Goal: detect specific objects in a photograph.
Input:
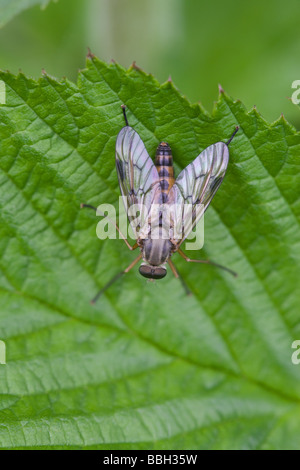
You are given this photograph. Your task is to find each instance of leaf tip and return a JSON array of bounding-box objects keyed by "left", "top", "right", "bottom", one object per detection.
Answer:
[
  {"left": 279, "top": 113, "right": 288, "bottom": 124},
  {"left": 131, "top": 61, "right": 141, "bottom": 71},
  {"left": 167, "top": 75, "right": 172, "bottom": 83},
  {"left": 218, "top": 83, "right": 225, "bottom": 94},
  {"left": 86, "top": 47, "right": 95, "bottom": 59},
  {"left": 251, "top": 104, "right": 261, "bottom": 118}
]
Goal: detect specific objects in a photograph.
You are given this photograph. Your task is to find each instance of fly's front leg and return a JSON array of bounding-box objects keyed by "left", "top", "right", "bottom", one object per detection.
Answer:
[
  {"left": 168, "top": 259, "right": 192, "bottom": 296},
  {"left": 80, "top": 203, "right": 138, "bottom": 251},
  {"left": 177, "top": 248, "right": 237, "bottom": 277},
  {"left": 91, "top": 254, "right": 142, "bottom": 304}
]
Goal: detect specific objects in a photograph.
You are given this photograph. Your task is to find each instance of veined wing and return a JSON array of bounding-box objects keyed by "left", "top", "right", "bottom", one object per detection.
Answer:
[
  {"left": 115, "top": 126, "right": 161, "bottom": 238},
  {"left": 169, "top": 142, "right": 229, "bottom": 243}
]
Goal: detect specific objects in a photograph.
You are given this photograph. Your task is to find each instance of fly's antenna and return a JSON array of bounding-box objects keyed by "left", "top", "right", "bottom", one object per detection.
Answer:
[
  {"left": 226, "top": 126, "right": 239, "bottom": 146},
  {"left": 121, "top": 104, "right": 129, "bottom": 126}
]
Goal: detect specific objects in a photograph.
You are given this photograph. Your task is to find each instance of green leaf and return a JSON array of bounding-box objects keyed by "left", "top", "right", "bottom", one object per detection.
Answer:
[
  {"left": 0, "top": 56, "right": 299, "bottom": 450},
  {"left": 0, "top": 0, "right": 52, "bottom": 28}
]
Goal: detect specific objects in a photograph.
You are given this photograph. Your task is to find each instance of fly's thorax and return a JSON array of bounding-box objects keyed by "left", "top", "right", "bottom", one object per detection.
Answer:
[
  {"left": 141, "top": 238, "right": 172, "bottom": 266},
  {"left": 155, "top": 141, "right": 175, "bottom": 203}
]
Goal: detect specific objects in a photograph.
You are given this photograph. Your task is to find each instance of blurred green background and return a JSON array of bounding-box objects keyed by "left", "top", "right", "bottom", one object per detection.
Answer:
[{"left": 0, "top": 0, "right": 299, "bottom": 127}]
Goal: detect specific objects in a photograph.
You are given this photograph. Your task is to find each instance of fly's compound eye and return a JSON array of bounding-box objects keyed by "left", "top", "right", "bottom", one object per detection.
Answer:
[{"left": 139, "top": 264, "right": 167, "bottom": 280}]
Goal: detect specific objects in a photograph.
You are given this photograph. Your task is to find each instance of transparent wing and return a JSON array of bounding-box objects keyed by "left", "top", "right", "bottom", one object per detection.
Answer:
[
  {"left": 115, "top": 126, "right": 161, "bottom": 238},
  {"left": 169, "top": 142, "right": 229, "bottom": 243}
]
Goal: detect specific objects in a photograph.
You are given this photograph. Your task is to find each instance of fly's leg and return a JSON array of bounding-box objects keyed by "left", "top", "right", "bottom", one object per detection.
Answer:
[
  {"left": 177, "top": 248, "right": 237, "bottom": 277},
  {"left": 168, "top": 259, "right": 192, "bottom": 295},
  {"left": 91, "top": 254, "right": 142, "bottom": 304},
  {"left": 121, "top": 104, "right": 129, "bottom": 126},
  {"left": 81, "top": 202, "right": 140, "bottom": 302},
  {"left": 226, "top": 126, "right": 239, "bottom": 146},
  {"left": 80, "top": 203, "right": 138, "bottom": 251}
]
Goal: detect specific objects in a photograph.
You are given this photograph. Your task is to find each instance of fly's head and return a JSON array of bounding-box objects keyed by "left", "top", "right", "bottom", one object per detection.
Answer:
[{"left": 139, "top": 263, "right": 167, "bottom": 280}]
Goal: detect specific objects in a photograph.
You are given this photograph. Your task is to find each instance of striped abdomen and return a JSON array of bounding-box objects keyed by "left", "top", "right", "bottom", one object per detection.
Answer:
[{"left": 155, "top": 142, "right": 175, "bottom": 203}]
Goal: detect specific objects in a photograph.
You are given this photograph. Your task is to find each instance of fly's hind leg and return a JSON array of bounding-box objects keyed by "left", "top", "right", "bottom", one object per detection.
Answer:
[
  {"left": 121, "top": 104, "right": 129, "bottom": 126},
  {"left": 226, "top": 126, "right": 239, "bottom": 146}
]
